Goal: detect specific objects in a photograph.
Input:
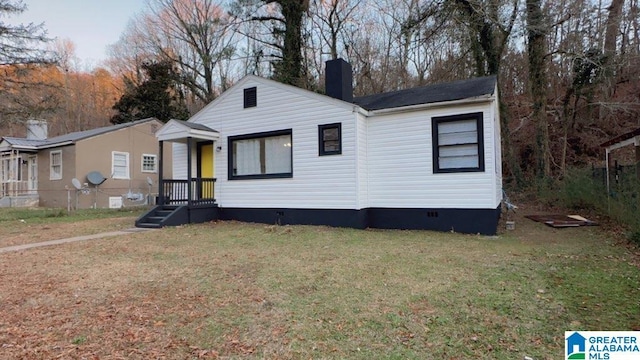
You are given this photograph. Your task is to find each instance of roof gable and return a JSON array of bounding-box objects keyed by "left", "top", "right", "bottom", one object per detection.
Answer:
[
  {"left": 156, "top": 119, "right": 219, "bottom": 142},
  {"left": 189, "top": 75, "right": 357, "bottom": 124}
]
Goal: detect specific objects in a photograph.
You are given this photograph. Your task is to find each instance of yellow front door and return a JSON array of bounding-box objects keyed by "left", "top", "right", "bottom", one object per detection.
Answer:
[{"left": 200, "top": 144, "right": 214, "bottom": 198}]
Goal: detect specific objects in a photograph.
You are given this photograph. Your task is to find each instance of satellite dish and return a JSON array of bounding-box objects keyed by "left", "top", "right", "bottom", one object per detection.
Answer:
[
  {"left": 86, "top": 171, "right": 107, "bottom": 185},
  {"left": 71, "top": 178, "right": 82, "bottom": 190},
  {"left": 146, "top": 176, "right": 154, "bottom": 186}
]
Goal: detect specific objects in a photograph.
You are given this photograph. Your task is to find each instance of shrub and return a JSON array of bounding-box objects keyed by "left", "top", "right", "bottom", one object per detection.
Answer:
[{"left": 542, "top": 167, "right": 640, "bottom": 245}]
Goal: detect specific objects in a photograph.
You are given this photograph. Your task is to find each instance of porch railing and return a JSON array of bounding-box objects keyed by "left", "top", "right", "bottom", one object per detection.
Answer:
[
  {"left": 1, "top": 181, "right": 32, "bottom": 197},
  {"left": 160, "top": 178, "right": 216, "bottom": 206}
]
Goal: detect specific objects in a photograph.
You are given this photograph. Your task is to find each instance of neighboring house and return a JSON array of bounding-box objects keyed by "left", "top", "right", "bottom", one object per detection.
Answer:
[
  {"left": 141, "top": 59, "right": 502, "bottom": 234},
  {"left": 0, "top": 118, "right": 171, "bottom": 208}
]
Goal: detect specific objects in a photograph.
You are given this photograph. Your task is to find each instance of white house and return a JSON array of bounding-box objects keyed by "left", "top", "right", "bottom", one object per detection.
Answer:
[{"left": 138, "top": 59, "right": 502, "bottom": 235}]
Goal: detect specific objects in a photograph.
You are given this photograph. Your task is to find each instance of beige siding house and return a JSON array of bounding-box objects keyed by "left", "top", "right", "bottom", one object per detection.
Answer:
[{"left": 0, "top": 118, "right": 171, "bottom": 208}]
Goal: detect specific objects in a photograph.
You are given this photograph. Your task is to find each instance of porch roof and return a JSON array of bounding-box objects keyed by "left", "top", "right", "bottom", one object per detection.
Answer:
[
  {"left": 156, "top": 119, "right": 220, "bottom": 143},
  {"left": 600, "top": 127, "right": 640, "bottom": 152},
  {"left": 0, "top": 137, "right": 45, "bottom": 152}
]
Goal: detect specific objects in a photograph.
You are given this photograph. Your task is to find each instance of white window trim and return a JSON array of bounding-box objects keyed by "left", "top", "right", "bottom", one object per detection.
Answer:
[
  {"left": 50, "top": 150, "right": 62, "bottom": 180},
  {"left": 112, "top": 151, "right": 130, "bottom": 180},
  {"left": 141, "top": 154, "right": 157, "bottom": 173}
]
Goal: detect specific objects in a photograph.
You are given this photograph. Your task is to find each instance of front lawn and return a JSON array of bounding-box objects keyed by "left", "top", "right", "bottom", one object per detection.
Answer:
[
  {"left": 0, "top": 207, "right": 145, "bottom": 247},
  {"left": 0, "top": 213, "right": 638, "bottom": 359}
]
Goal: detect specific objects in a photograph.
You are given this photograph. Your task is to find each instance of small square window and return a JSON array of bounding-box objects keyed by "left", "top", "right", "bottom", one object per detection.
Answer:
[
  {"left": 244, "top": 87, "right": 257, "bottom": 108},
  {"left": 142, "top": 154, "right": 157, "bottom": 173},
  {"left": 318, "top": 123, "right": 342, "bottom": 156}
]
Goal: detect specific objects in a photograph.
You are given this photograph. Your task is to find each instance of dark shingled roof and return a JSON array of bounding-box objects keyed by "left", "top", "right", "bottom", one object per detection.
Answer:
[{"left": 352, "top": 75, "right": 497, "bottom": 111}]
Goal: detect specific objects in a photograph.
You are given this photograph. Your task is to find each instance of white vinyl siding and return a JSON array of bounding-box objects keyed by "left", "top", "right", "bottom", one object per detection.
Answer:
[
  {"left": 355, "top": 114, "right": 368, "bottom": 209},
  {"left": 176, "top": 76, "right": 501, "bottom": 211},
  {"left": 112, "top": 151, "right": 130, "bottom": 179},
  {"left": 50, "top": 150, "right": 62, "bottom": 180},
  {"left": 187, "top": 77, "right": 358, "bottom": 209},
  {"left": 366, "top": 103, "right": 498, "bottom": 209},
  {"left": 141, "top": 154, "right": 157, "bottom": 173}
]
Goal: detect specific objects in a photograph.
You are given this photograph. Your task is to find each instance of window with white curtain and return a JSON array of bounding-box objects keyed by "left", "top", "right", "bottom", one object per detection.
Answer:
[
  {"left": 112, "top": 151, "right": 130, "bottom": 179},
  {"left": 432, "top": 112, "right": 484, "bottom": 173},
  {"left": 229, "top": 130, "right": 292, "bottom": 179}
]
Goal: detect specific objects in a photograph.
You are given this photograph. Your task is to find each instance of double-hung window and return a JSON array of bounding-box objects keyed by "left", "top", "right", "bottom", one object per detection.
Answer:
[
  {"left": 112, "top": 151, "right": 130, "bottom": 179},
  {"left": 228, "top": 129, "right": 292, "bottom": 180},
  {"left": 50, "top": 150, "right": 62, "bottom": 180},
  {"left": 432, "top": 112, "right": 484, "bottom": 173},
  {"left": 318, "top": 123, "right": 342, "bottom": 156}
]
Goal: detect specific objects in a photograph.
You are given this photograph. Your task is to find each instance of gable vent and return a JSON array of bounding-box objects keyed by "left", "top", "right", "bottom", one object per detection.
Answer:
[{"left": 244, "top": 87, "right": 257, "bottom": 108}]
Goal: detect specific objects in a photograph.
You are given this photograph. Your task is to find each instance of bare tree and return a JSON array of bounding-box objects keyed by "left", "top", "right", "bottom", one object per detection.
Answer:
[
  {"left": 144, "top": 0, "right": 238, "bottom": 103},
  {"left": 106, "top": 0, "right": 237, "bottom": 110}
]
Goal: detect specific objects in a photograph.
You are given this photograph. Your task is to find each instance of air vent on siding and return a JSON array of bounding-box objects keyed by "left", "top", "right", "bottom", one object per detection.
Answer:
[{"left": 244, "top": 87, "right": 257, "bottom": 108}]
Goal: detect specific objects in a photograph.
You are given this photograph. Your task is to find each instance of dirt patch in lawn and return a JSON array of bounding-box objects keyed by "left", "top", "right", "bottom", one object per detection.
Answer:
[{"left": 0, "top": 216, "right": 137, "bottom": 248}]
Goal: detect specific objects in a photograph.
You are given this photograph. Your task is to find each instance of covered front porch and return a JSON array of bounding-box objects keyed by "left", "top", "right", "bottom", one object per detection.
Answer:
[
  {"left": 136, "top": 120, "right": 220, "bottom": 228},
  {"left": 0, "top": 145, "right": 39, "bottom": 207}
]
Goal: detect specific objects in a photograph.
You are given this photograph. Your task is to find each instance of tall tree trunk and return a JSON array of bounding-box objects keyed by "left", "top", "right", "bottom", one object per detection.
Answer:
[
  {"left": 600, "top": 0, "right": 624, "bottom": 119},
  {"left": 526, "top": 0, "right": 550, "bottom": 179},
  {"left": 271, "top": 0, "right": 308, "bottom": 87}
]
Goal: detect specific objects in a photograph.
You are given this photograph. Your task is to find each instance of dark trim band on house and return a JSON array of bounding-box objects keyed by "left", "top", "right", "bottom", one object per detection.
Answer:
[
  {"left": 228, "top": 129, "right": 293, "bottom": 180},
  {"left": 217, "top": 206, "right": 501, "bottom": 235},
  {"left": 318, "top": 123, "right": 342, "bottom": 156},
  {"left": 432, "top": 112, "right": 484, "bottom": 173}
]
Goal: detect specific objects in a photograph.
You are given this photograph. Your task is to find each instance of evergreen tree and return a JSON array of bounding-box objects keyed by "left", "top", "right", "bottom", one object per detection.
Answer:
[
  {"left": 0, "top": 0, "right": 52, "bottom": 65},
  {"left": 110, "top": 60, "right": 189, "bottom": 124}
]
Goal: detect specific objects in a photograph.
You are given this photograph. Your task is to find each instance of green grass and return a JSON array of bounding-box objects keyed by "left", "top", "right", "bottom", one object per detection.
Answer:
[
  {"left": 2, "top": 220, "right": 638, "bottom": 359},
  {"left": 0, "top": 206, "right": 146, "bottom": 224},
  {"left": 538, "top": 167, "right": 640, "bottom": 244}
]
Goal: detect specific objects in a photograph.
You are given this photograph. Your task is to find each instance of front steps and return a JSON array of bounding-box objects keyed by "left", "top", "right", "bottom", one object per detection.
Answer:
[
  {"left": 135, "top": 203, "right": 219, "bottom": 228},
  {"left": 135, "top": 205, "right": 187, "bottom": 228}
]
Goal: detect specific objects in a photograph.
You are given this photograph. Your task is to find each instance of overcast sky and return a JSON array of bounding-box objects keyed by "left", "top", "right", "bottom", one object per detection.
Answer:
[{"left": 10, "top": 0, "right": 147, "bottom": 68}]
